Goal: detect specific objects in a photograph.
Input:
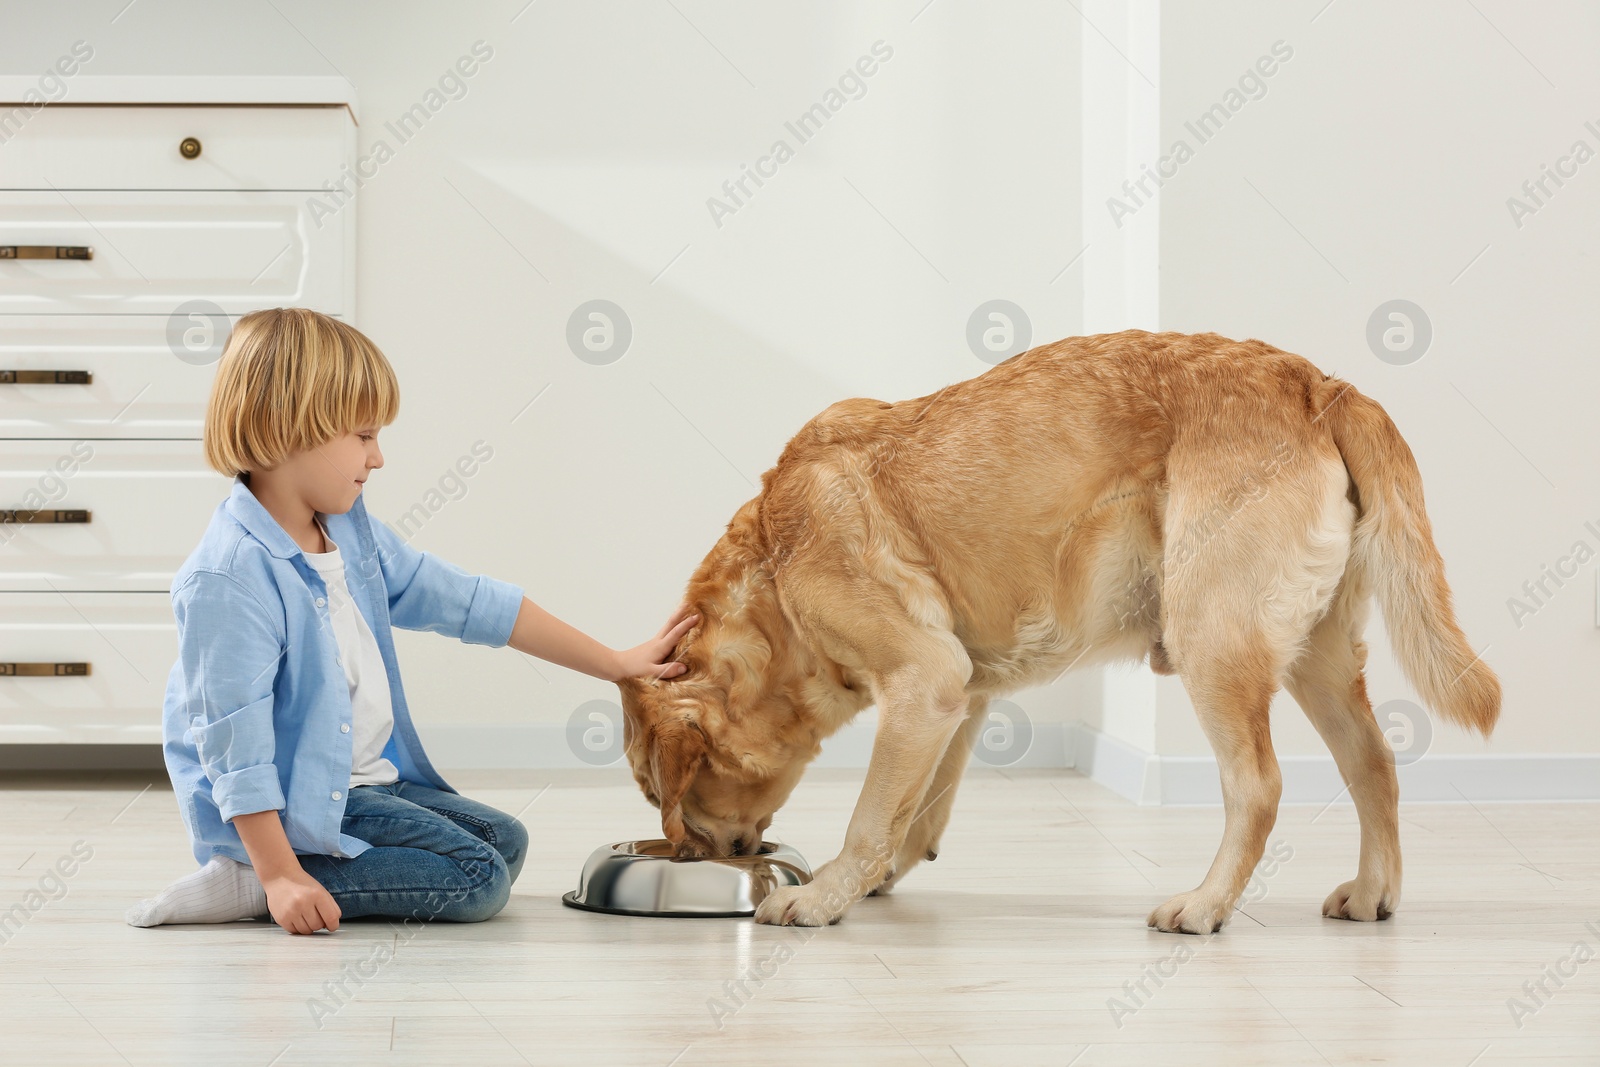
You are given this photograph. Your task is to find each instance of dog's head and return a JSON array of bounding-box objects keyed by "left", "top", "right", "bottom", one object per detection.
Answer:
[{"left": 618, "top": 613, "right": 820, "bottom": 858}]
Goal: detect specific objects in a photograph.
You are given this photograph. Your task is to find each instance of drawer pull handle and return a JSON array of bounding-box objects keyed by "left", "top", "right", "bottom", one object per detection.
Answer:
[
  {"left": 0, "top": 662, "right": 91, "bottom": 677},
  {"left": 0, "top": 370, "right": 93, "bottom": 385},
  {"left": 0, "top": 246, "right": 94, "bottom": 260},
  {"left": 0, "top": 509, "right": 91, "bottom": 524}
]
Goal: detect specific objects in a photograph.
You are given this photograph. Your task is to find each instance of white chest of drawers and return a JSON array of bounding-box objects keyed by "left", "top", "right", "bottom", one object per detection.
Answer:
[{"left": 0, "top": 76, "right": 357, "bottom": 744}]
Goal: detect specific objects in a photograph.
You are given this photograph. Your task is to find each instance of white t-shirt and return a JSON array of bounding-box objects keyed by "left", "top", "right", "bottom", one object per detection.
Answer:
[{"left": 303, "top": 521, "right": 400, "bottom": 788}]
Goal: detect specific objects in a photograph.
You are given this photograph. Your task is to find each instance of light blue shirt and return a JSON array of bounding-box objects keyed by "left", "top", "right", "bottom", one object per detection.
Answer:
[{"left": 162, "top": 476, "right": 524, "bottom": 866}]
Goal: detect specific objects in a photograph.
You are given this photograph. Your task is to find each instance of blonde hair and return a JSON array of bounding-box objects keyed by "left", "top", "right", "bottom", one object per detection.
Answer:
[{"left": 203, "top": 308, "right": 400, "bottom": 477}]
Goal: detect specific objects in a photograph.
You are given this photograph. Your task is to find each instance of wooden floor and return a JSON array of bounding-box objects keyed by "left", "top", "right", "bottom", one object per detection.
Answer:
[{"left": 2, "top": 766, "right": 1596, "bottom": 1066}]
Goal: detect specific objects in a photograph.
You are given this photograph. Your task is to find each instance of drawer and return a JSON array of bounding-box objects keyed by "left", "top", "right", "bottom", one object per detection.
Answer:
[
  {"left": 0, "top": 440, "right": 231, "bottom": 592},
  {"left": 0, "top": 191, "right": 347, "bottom": 315},
  {"left": 0, "top": 592, "right": 172, "bottom": 742},
  {"left": 0, "top": 105, "right": 352, "bottom": 191},
  {"left": 0, "top": 315, "right": 220, "bottom": 439}
]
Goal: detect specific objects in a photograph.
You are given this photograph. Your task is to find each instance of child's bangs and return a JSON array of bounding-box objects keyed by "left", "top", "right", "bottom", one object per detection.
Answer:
[{"left": 298, "top": 318, "right": 401, "bottom": 446}]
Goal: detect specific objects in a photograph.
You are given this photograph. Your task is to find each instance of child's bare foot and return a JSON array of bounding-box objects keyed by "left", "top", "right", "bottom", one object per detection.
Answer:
[{"left": 126, "top": 856, "right": 269, "bottom": 927}]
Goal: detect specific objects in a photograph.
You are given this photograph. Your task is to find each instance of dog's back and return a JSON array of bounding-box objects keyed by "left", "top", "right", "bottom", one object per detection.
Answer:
[{"left": 761, "top": 331, "right": 1344, "bottom": 686}]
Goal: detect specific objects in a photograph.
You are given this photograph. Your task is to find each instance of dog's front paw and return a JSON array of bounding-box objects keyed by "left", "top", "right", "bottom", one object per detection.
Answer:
[
  {"left": 1322, "top": 878, "right": 1396, "bottom": 922},
  {"left": 754, "top": 884, "right": 845, "bottom": 927},
  {"left": 1148, "top": 890, "right": 1230, "bottom": 935}
]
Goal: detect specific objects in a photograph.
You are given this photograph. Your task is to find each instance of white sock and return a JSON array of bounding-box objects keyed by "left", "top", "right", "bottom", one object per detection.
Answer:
[{"left": 126, "top": 856, "right": 269, "bottom": 927}]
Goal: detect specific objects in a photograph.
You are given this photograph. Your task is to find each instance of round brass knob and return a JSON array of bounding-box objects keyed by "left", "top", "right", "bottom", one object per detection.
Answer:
[{"left": 179, "top": 137, "right": 202, "bottom": 160}]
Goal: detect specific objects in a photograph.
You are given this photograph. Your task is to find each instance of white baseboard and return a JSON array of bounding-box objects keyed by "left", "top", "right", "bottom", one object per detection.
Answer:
[
  {"left": 422, "top": 722, "right": 1600, "bottom": 804},
  {"left": 1153, "top": 752, "right": 1600, "bottom": 804},
  {"left": 1065, "top": 721, "right": 1600, "bottom": 805},
  {"left": 1062, "top": 720, "right": 1162, "bottom": 804}
]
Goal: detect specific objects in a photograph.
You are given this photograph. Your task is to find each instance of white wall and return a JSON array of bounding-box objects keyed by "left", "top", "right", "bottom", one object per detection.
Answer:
[{"left": 1149, "top": 0, "right": 1600, "bottom": 761}]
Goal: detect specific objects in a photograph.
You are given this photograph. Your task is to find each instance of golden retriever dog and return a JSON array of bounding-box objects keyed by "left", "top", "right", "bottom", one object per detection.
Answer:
[{"left": 618, "top": 329, "right": 1500, "bottom": 932}]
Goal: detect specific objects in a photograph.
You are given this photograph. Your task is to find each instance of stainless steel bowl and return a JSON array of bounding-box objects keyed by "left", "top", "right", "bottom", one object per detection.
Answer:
[{"left": 562, "top": 839, "right": 812, "bottom": 918}]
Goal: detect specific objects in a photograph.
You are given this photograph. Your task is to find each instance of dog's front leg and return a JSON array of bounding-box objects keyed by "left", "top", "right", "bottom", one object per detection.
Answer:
[{"left": 755, "top": 668, "right": 969, "bottom": 927}]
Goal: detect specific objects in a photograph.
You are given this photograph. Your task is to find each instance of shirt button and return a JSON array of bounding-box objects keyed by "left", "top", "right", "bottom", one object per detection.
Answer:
[
  {"left": 331, "top": 790, "right": 342, "bottom": 800},
  {"left": 340, "top": 723, "right": 351, "bottom": 733},
  {"left": 315, "top": 597, "right": 327, "bottom": 607}
]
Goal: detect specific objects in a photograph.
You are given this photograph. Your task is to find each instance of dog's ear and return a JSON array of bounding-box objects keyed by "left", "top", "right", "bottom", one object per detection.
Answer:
[
  {"left": 617, "top": 676, "right": 652, "bottom": 768},
  {"left": 649, "top": 717, "right": 708, "bottom": 844}
]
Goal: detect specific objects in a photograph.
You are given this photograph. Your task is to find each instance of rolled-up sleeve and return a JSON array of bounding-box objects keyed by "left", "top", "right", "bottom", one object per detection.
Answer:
[
  {"left": 372, "top": 519, "right": 524, "bottom": 647},
  {"left": 173, "top": 571, "right": 288, "bottom": 822}
]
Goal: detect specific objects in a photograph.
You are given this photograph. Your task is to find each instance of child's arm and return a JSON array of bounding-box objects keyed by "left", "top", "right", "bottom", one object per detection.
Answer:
[
  {"left": 175, "top": 572, "right": 292, "bottom": 822},
  {"left": 505, "top": 598, "right": 699, "bottom": 682},
  {"left": 233, "top": 811, "right": 341, "bottom": 934},
  {"left": 173, "top": 570, "right": 338, "bottom": 934},
  {"left": 368, "top": 517, "right": 524, "bottom": 646}
]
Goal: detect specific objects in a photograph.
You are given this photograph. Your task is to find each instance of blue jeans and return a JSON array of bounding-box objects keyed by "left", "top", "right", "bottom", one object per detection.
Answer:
[{"left": 295, "top": 781, "right": 527, "bottom": 923}]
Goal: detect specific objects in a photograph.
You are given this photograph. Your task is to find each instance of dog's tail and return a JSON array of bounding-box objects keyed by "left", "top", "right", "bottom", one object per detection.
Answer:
[{"left": 1317, "top": 378, "right": 1500, "bottom": 735}]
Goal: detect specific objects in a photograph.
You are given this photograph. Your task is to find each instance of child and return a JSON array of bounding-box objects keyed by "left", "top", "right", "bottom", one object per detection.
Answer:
[{"left": 127, "top": 307, "right": 696, "bottom": 934}]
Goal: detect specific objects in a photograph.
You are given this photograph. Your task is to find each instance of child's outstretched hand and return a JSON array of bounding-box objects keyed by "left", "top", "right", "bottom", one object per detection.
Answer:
[{"left": 613, "top": 604, "right": 700, "bottom": 681}]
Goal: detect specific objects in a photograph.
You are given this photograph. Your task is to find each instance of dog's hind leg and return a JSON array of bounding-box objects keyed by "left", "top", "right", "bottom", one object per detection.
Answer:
[
  {"left": 1147, "top": 639, "right": 1283, "bottom": 934},
  {"left": 870, "top": 694, "right": 987, "bottom": 896},
  {"left": 1148, "top": 453, "right": 1352, "bottom": 934},
  {"left": 1284, "top": 573, "right": 1402, "bottom": 921}
]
